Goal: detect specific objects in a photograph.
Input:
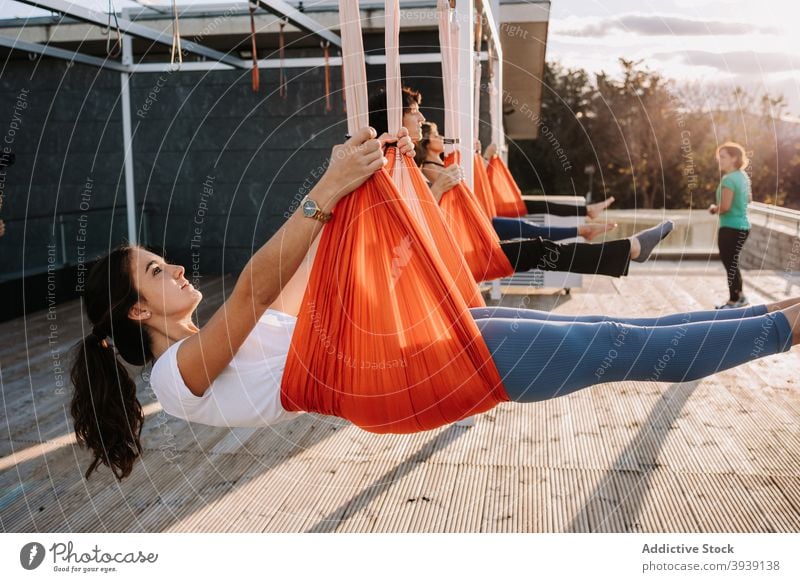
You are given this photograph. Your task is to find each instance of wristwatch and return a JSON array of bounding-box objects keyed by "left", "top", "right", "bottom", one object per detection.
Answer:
[{"left": 301, "top": 196, "right": 333, "bottom": 223}]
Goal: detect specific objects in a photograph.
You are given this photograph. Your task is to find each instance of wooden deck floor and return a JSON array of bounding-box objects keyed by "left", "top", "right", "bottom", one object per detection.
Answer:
[{"left": 2, "top": 261, "right": 799, "bottom": 533}]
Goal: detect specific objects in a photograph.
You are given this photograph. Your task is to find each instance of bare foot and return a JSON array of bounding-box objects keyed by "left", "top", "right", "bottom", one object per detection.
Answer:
[
  {"left": 586, "top": 196, "right": 615, "bottom": 219},
  {"left": 578, "top": 222, "right": 618, "bottom": 241},
  {"left": 767, "top": 296, "right": 800, "bottom": 313}
]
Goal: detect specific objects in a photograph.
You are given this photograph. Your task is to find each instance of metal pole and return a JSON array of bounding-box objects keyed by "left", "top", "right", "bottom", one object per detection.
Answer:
[
  {"left": 486, "top": 0, "right": 505, "bottom": 160},
  {"left": 456, "top": 0, "right": 474, "bottom": 190},
  {"left": 120, "top": 25, "right": 137, "bottom": 245}
]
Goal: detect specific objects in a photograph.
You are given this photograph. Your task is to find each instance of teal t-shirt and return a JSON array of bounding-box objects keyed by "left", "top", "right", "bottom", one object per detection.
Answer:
[{"left": 716, "top": 170, "right": 751, "bottom": 230}]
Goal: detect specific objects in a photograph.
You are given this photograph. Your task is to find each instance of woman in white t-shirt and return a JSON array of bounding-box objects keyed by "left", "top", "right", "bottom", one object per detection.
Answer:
[
  {"left": 70, "top": 127, "right": 404, "bottom": 481},
  {"left": 69, "top": 127, "right": 800, "bottom": 483}
]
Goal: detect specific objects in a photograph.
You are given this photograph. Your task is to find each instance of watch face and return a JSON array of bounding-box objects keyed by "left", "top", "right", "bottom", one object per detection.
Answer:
[{"left": 302, "top": 199, "right": 317, "bottom": 216}]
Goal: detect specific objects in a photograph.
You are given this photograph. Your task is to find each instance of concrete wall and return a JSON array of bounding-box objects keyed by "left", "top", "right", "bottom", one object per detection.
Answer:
[
  {"left": 740, "top": 222, "right": 800, "bottom": 272},
  {"left": 0, "top": 54, "right": 491, "bottom": 293}
]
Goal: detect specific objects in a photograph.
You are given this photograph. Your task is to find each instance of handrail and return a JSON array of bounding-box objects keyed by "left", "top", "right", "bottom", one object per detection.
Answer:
[
  {"left": 749, "top": 201, "right": 800, "bottom": 220},
  {"left": 0, "top": 204, "right": 153, "bottom": 280},
  {"left": 748, "top": 202, "right": 800, "bottom": 236},
  {"left": 1, "top": 204, "right": 153, "bottom": 225}
]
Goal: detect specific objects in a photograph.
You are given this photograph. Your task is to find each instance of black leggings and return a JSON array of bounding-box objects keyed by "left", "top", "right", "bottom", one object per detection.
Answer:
[
  {"left": 524, "top": 199, "right": 586, "bottom": 217},
  {"left": 718, "top": 227, "right": 749, "bottom": 301},
  {"left": 499, "top": 237, "right": 631, "bottom": 277}
]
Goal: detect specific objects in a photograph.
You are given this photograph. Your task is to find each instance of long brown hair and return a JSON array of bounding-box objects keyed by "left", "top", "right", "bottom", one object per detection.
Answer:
[
  {"left": 70, "top": 245, "right": 154, "bottom": 481},
  {"left": 414, "top": 122, "right": 441, "bottom": 168}
]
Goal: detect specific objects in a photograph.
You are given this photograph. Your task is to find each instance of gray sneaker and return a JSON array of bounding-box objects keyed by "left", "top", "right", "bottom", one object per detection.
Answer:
[{"left": 716, "top": 296, "right": 749, "bottom": 310}]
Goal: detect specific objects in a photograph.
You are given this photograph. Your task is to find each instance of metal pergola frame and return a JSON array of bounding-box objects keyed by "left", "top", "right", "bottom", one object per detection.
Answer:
[{"left": 1, "top": 0, "right": 506, "bottom": 244}]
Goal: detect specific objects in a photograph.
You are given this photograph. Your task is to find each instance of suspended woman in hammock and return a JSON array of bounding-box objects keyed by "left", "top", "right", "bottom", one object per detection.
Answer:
[
  {"left": 369, "top": 87, "right": 616, "bottom": 241},
  {"left": 70, "top": 126, "right": 800, "bottom": 481},
  {"left": 478, "top": 137, "right": 617, "bottom": 220},
  {"left": 368, "top": 87, "right": 674, "bottom": 279}
]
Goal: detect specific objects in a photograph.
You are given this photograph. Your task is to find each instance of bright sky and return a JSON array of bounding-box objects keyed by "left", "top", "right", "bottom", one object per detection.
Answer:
[
  {"left": 548, "top": 0, "right": 800, "bottom": 115},
  {"left": 2, "top": 0, "right": 798, "bottom": 114}
]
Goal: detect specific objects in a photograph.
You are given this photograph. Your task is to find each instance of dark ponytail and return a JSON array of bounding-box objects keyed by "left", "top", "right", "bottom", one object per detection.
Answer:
[{"left": 70, "top": 245, "right": 154, "bottom": 481}]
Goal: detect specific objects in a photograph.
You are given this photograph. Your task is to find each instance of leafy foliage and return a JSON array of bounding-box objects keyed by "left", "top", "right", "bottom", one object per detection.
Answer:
[{"left": 508, "top": 60, "right": 800, "bottom": 209}]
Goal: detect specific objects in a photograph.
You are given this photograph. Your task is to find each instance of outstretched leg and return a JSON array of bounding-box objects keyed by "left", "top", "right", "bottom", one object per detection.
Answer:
[
  {"left": 492, "top": 217, "right": 616, "bottom": 242},
  {"left": 492, "top": 217, "right": 578, "bottom": 241},
  {"left": 500, "top": 236, "right": 632, "bottom": 277},
  {"left": 476, "top": 308, "right": 794, "bottom": 403},
  {"left": 524, "top": 199, "right": 587, "bottom": 217},
  {"left": 469, "top": 304, "right": 769, "bottom": 325},
  {"left": 523, "top": 197, "right": 615, "bottom": 219},
  {"left": 470, "top": 299, "right": 800, "bottom": 323},
  {"left": 499, "top": 221, "right": 674, "bottom": 277}
]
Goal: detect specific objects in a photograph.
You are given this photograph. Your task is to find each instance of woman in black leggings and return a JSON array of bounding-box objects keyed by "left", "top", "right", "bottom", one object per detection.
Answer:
[
  {"left": 708, "top": 142, "right": 752, "bottom": 309},
  {"left": 479, "top": 142, "right": 616, "bottom": 218},
  {"left": 414, "top": 121, "right": 672, "bottom": 278},
  {"left": 368, "top": 87, "right": 674, "bottom": 279}
]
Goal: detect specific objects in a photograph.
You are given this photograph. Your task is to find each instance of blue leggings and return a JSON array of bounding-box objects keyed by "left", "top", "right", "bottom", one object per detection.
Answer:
[
  {"left": 492, "top": 217, "right": 577, "bottom": 242},
  {"left": 470, "top": 304, "right": 793, "bottom": 403}
]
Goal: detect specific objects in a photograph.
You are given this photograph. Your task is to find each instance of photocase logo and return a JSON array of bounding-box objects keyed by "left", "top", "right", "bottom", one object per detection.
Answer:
[{"left": 19, "top": 542, "right": 46, "bottom": 570}]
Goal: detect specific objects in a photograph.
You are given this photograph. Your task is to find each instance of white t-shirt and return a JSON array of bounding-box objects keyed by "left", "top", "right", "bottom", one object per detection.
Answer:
[{"left": 149, "top": 308, "right": 304, "bottom": 427}]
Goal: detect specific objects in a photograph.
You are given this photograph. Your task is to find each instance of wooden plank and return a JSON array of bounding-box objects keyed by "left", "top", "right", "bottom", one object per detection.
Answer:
[{"left": 3, "top": 269, "right": 800, "bottom": 533}]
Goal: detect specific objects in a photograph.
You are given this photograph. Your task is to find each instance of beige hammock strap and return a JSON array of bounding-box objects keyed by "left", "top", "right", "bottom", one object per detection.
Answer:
[
  {"left": 338, "top": 0, "right": 369, "bottom": 134},
  {"left": 170, "top": 0, "right": 183, "bottom": 68},
  {"left": 104, "top": 0, "right": 122, "bottom": 59},
  {"left": 385, "top": 0, "right": 402, "bottom": 135},
  {"left": 437, "top": 0, "right": 460, "bottom": 156}
]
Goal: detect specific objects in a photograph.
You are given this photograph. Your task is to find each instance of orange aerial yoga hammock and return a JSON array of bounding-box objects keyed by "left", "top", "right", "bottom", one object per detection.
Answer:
[
  {"left": 279, "top": 0, "right": 508, "bottom": 433},
  {"left": 435, "top": 0, "right": 512, "bottom": 282},
  {"left": 482, "top": 40, "right": 526, "bottom": 217},
  {"left": 472, "top": 151, "right": 497, "bottom": 218},
  {"left": 385, "top": 148, "right": 485, "bottom": 307},
  {"left": 487, "top": 154, "right": 527, "bottom": 217},
  {"left": 441, "top": 151, "right": 513, "bottom": 282},
  {"left": 382, "top": 0, "right": 483, "bottom": 308}
]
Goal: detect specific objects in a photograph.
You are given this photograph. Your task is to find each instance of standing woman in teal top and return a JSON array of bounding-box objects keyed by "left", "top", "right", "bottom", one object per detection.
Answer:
[{"left": 708, "top": 142, "right": 752, "bottom": 309}]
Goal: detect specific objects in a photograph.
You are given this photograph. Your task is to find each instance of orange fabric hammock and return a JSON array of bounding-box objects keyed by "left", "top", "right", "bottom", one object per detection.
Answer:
[
  {"left": 279, "top": 0, "right": 508, "bottom": 433},
  {"left": 440, "top": 151, "right": 514, "bottom": 282},
  {"left": 431, "top": 0, "right": 511, "bottom": 283},
  {"left": 382, "top": 0, "right": 483, "bottom": 308},
  {"left": 487, "top": 154, "right": 527, "bottom": 217},
  {"left": 472, "top": 152, "right": 497, "bottom": 218},
  {"left": 386, "top": 148, "right": 485, "bottom": 307}
]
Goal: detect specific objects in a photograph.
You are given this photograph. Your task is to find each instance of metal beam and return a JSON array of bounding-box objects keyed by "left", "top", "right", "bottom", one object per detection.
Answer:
[
  {"left": 0, "top": 35, "right": 128, "bottom": 72},
  {"left": 14, "top": 0, "right": 249, "bottom": 68},
  {"left": 254, "top": 0, "right": 342, "bottom": 48},
  {"left": 129, "top": 51, "right": 485, "bottom": 73}
]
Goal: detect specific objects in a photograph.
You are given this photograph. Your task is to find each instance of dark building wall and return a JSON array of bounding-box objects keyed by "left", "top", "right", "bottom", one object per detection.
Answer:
[
  {"left": 0, "top": 60, "right": 126, "bottom": 280},
  {"left": 0, "top": 51, "right": 489, "bottom": 300}
]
